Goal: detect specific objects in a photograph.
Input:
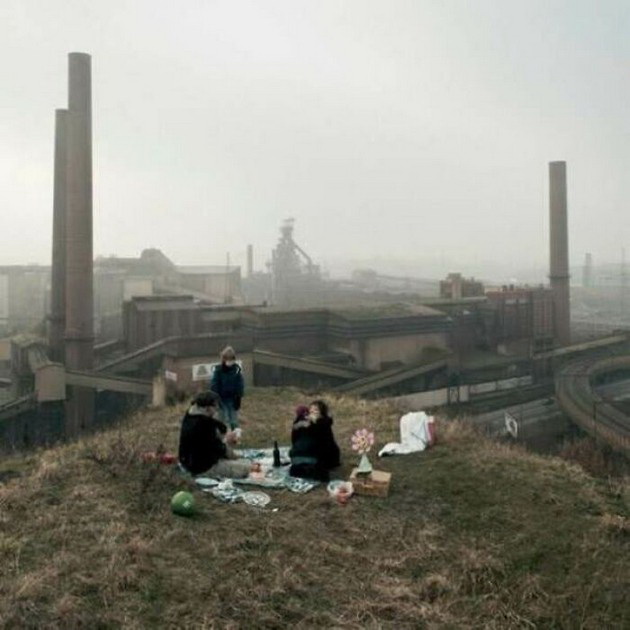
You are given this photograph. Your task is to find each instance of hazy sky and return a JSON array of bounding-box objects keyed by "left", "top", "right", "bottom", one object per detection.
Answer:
[{"left": 2, "top": 1, "right": 630, "bottom": 280}]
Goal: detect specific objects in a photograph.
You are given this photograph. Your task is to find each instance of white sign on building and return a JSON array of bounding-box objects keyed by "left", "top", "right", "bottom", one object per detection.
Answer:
[
  {"left": 192, "top": 360, "right": 243, "bottom": 382},
  {"left": 192, "top": 363, "right": 218, "bottom": 382}
]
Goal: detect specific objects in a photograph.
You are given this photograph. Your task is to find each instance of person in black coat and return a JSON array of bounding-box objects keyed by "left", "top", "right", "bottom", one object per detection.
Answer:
[
  {"left": 178, "top": 391, "right": 253, "bottom": 478},
  {"left": 289, "top": 400, "right": 341, "bottom": 482}
]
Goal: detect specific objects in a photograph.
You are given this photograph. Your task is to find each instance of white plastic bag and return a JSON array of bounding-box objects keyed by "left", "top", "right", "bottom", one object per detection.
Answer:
[{"left": 378, "top": 411, "right": 434, "bottom": 456}]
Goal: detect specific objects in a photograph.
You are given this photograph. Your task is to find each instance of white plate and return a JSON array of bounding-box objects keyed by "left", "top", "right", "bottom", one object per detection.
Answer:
[
  {"left": 241, "top": 491, "right": 271, "bottom": 507},
  {"left": 195, "top": 477, "right": 219, "bottom": 488}
]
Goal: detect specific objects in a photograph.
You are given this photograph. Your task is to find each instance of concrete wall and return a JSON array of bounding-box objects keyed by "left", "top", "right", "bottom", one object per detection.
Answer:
[
  {"left": 177, "top": 270, "right": 242, "bottom": 303},
  {"left": 255, "top": 333, "right": 327, "bottom": 356},
  {"left": 334, "top": 332, "right": 448, "bottom": 371},
  {"left": 253, "top": 362, "right": 348, "bottom": 390},
  {"left": 0, "top": 338, "right": 10, "bottom": 361},
  {"left": 203, "top": 271, "right": 241, "bottom": 302},
  {"left": 393, "top": 386, "right": 469, "bottom": 409},
  {"left": 392, "top": 375, "right": 534, "bottom": 410},
  {"left": 123, "top": 278, "right": 153, "bottom": 301},
  {"left": 0, "top": 269, "right": 49, "bottom": 333},
  {"left": 35, "top": 364, "right": 66, "bottom": 402}
]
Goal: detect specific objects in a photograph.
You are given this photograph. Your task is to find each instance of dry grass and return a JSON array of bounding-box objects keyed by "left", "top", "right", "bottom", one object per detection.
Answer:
[
  {"left": 0, "top": 388, "right": 629, "bottom": 629},
  {"left": 559, "top": 435, "right": 630, "bottom": 478}
]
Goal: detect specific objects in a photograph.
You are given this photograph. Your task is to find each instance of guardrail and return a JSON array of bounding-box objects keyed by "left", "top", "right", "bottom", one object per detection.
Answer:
[{"left": 333, "top": 358, "right": 448, "bottom": 396}]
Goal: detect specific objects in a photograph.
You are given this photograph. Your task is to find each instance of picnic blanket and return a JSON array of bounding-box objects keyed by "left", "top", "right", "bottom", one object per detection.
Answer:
[
  {"left": 233, "top": 447, "right": 319, "bottom": 494},
  {"left": 191, "top": 447, "right": 319, "bottom": 497}
]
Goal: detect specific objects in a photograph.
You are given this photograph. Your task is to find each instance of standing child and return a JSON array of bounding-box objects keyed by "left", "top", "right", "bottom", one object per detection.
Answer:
[{"left": 210, "top": 346, "right": 245, "bottom": 430}]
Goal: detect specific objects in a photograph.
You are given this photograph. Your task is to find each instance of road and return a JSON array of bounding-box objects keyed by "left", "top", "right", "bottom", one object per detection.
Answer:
[{"left": 555, "top": 356, "right": 630, "bottom": 454}]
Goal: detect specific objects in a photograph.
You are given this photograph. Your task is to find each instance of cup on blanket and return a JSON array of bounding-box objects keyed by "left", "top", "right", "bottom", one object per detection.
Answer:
[{"left": 226, "top": 429, "right": 241, "bottom": 446}]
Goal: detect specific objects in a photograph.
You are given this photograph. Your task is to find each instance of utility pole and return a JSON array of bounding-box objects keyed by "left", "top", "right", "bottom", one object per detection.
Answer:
[
  {"left": 621, "top": 247, "right": 627, "bottom": 320},
  {"left": 225, "top": 252, "right": 231, "bottom": 304}
]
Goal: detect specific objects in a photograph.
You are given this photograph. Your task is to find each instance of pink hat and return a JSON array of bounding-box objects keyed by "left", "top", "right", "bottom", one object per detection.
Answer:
[{"left": 295, "top": 405, "right": 309, "bottom": 417}]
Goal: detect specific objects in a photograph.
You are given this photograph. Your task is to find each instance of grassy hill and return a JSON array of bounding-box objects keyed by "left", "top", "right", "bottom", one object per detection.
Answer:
[{"left": 0, "top": 389, "right": 628, "bottom": 629}]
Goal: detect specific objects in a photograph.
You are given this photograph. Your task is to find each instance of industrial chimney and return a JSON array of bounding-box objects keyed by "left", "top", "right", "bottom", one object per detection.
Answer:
[
  {"left": 48, "top": 109, "right": 68, "bottom": 362},
  {"left": 247, "top": 244, "right": 254, "bottom": 278},
  {"left": 583, "top": 253, "right": 593, "bottom": 288},
  {"left": 549, "top": 161, "right": 571, "bottom": 346},
  {"left": 64, "top": 52, "right": 94, "bottom": 434}
]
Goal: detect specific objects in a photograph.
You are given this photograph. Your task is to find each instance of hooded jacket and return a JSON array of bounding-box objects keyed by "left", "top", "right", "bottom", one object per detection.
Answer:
[{"left": 210, "top": 363, "right": 244, "bottom": 407}]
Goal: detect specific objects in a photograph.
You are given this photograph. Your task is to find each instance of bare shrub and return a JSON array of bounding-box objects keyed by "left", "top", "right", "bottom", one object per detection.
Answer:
[{"left": 559, "top": 437, "right": 617, "bottom": 477}]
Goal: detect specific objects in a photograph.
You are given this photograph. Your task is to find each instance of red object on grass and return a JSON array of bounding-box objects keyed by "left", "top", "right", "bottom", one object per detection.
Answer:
[{"left": 141, "top": 452, "right": 177, "bottom": 464}]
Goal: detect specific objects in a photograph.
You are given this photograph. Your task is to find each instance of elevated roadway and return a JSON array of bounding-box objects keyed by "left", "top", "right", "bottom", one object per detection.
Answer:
[
  {"left": 252, "top": 350, "right": 368, "bottom": 380},
  {"left": 555, "top": 355, "right": 630, "bottom": 455},
  {"left": 332, "top": 357, "right": 448, "bottom": 396}
]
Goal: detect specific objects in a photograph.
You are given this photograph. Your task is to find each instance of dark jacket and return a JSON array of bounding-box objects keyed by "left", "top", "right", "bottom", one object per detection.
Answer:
[
  {"left": 290, "top": 414, "right": 341, "bottom": 474},
  {"left": 210, "top": 363, "right": 244, "bottom": 408},
  {"left": 178, "top": 406, "right": 228, "bottom": 475}
]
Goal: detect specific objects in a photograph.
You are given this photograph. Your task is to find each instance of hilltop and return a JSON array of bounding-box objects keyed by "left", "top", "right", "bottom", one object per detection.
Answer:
[{"left": 0, "top": 389, "right": 628, "bottom": 629}]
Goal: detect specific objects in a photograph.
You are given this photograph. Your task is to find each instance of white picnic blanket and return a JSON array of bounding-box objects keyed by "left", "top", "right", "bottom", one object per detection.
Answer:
[
  {"left": 378, "top": 411, "right": 434, "bottom": 456},
  {"left": 187, "top": 447, "right": 320, "bottom": 496}
]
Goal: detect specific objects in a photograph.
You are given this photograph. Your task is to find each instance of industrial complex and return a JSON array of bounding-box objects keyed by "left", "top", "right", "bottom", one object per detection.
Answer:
[{"left": 1, "top": 53, "right": 630, "bottom": 463}]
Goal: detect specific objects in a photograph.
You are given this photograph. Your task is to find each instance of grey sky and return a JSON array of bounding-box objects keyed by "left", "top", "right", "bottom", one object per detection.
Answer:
[{"left": 2, "top": 0, "right": 629, "bottom": 280}]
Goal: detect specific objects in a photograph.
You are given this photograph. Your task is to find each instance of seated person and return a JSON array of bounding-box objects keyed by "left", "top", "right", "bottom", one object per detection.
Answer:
[
  {"left": 289, "top": 400, "right": 341, "bottom": 482},
  {"left": 178, "top": 391, "right": 257, "bottom": 478}
]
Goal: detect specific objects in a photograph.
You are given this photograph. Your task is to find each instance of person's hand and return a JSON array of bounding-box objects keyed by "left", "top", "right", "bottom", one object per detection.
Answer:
[
  {"left": 250, "top": 462, "right": 262, "bottom": 473},
  {"left": 225, "top": 431, "right": 239, "bottom": 445}
]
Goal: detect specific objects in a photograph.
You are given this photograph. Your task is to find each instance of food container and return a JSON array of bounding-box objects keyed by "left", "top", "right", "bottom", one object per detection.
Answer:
[{"left": 327, "top": 480, "right": 354, "bottom": 505}]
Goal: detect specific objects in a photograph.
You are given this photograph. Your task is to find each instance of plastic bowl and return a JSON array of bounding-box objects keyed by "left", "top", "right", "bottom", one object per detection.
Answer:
[{"left": 327, "top": 480, "right": 354, "bottom": 499}]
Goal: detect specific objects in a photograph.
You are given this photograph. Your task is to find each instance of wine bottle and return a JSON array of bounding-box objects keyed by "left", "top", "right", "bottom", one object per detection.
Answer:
[{"left": 272, "top": 440, "right": 281, "bottom": 467}]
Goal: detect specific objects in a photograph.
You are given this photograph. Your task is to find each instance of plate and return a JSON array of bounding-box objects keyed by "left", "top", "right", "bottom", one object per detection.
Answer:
[
  {"left": 241, "top": 491, "right": 271, "bottom": 508},
  {"left": 195, "top": 477, "right": 219, "bottom": 488}
]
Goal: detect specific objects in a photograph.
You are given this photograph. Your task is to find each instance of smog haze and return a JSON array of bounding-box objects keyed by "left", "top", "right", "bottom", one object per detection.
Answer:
[{"left": 2, "top": 0, "right": 630, "bottom": 282}]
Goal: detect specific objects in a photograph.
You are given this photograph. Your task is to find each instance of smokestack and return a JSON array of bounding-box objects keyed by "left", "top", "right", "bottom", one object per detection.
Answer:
[
  {"left": 247, "top": 244, "right": 254, "bottom": 278},
  {"left": 549, "top": 161, "right": 571, "bottom": 346},
  {"left": 583, "top": 253, "right": 593, "bottom": 288},
  {"left": 48, "top": 109, "right": 68, "bottom": 362},
  {"left": 64, "top": 52, "right": 94, "bottom": 433}
]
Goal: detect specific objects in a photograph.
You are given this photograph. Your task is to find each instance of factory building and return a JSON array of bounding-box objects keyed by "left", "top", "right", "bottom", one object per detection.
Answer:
[
  {"left": 122, "top": 299, "right": 452, "bottom": 372},
  {"left": 439, "top": 273, "right": 485, "bottom": 300},
  {"left": 0, "top": 266, "right": 50, "bottom": 335},
  {"left": 484, "top": 286, "right": 555, "bottom": 354}
]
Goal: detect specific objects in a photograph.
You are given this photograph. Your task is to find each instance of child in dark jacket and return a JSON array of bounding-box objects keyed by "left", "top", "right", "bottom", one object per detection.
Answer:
[
  {"left": 289, "top": 400, "right": 341, "bottom": 482},
  {"left": 210, "top": 346, "right": 245, "bottom": 430}
]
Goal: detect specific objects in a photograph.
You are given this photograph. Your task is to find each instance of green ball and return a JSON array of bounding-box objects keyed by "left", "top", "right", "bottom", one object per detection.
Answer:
[{"left": 171, "top": 490, "right": 195, "bottom": 517}]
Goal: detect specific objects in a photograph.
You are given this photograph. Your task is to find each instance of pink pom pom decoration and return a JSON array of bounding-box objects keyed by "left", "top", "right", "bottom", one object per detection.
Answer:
[{"left": 350, "top": 428, "right": 375, "bottom": 455}]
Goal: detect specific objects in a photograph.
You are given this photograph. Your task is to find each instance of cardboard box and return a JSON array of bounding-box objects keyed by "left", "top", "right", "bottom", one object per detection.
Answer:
[{"left": 349, "top": 469, "right": 392, "bottom": 497}]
